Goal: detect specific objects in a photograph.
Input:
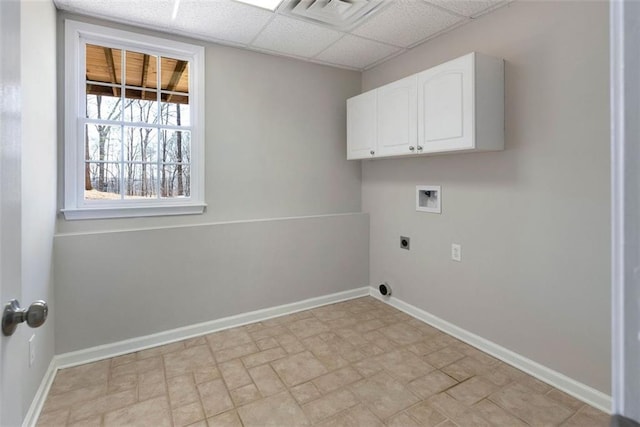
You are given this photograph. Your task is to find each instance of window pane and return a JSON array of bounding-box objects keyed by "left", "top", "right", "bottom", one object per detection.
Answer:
[
  {"left": 125, "top": 50, "right": 158, "bottom": 89},
  {"left": 124, "top": 90, "right": 158, "bottom": 123},
  {"left": 86, "top": 90, "right": 122, "bottom": 120},
  {"left": 86, "top": 44, "right": 122, "bottom": 85},
  {"left": 124, "top": 163, "right": 158, "bottom": 199},
  {"left": 124, "top": 127, "right": 158, "bottom": 162},
  {"left": 160, "top": 57, "right": 188, "bottom": 93},
  {"left": 160, "top": 98, "right": 190, "bottom": 126},
  {"left": 86, "top": 124, "right": 122, "bottom": 163},
  {"left": 160, "top": 130, "right": 191, "bottom": 164},
  {"left": 85, "top": 162, "right": 121, "bottom": 199},
  {"left": 161, "top": 164, "right": 190, "bottom": 198}
]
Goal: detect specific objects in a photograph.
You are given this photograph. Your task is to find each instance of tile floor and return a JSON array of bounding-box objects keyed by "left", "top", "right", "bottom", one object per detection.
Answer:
[{"left": 36, "top": 297, "right": 609, "bottom": 427}]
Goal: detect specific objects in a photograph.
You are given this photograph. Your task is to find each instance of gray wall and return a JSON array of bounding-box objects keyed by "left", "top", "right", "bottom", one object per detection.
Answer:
[
  {"left": 21, "top": 0, "right": 57, "bottom": 418},
  {"left": 55, "top": 213, "right": 368, "bottom": 353},
  {"left": 56, "top": 13, "right": 362, "bottom": 234},
  {"left": 54, "top": 14, "right": 367, "bottom": 354},
  {"left": 361, "top": 1, "right": 610, "bottom": 394}
]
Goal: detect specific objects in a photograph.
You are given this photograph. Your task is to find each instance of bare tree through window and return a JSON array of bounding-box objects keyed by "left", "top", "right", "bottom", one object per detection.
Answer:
[{"left": 84, "top": 44, "right": 191, "bottom": 201}]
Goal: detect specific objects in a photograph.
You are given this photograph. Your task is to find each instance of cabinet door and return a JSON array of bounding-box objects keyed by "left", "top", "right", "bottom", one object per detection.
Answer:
[
  {"left": 347, "top": 90, "right": 377, "bottom": 159},
  {"left": 377, "top": 74, "right": 417, "bottom": 157},
  {"left": 418, "top": 53, "right": 474, "bottom": 152}
]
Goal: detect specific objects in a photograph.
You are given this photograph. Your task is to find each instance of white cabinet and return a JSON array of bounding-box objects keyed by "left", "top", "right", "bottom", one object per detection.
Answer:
[
  {"left": 417, "top": 52, "right": 503, "bottom": 153},
  {"left": 346, "top": 52, "right": 504, "bottom": 160},
  {"left": 377, "top": 75, "right": 417, "bottom": 157},
  {"left": 346, "top": 75, "right": 417, "bottom": 160},
  {"left": 347, "top": 90, "right": 376, "bottom": 159}
]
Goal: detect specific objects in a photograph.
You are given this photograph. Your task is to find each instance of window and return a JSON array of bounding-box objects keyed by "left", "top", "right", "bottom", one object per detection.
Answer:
[{"left": 63, "top": 20, "right": 205, "bottom": 220}]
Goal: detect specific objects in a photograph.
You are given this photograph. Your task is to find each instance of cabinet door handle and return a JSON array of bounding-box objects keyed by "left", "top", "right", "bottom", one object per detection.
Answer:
[
  {"left": 370, "top": 150, "right": 375, "bottom": 155},
  {"left": 409, "top": 146, "right": 415, "bottom": 151},
  {"left": 417, "top": 146, "right": 423, "bottom": 151}
]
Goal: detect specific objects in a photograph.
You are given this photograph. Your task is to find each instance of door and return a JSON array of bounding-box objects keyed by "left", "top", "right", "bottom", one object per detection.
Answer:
[
  {"left": 377, "top": 74, "right": 417, "bottom": 157},
  {"left": 611, "top": 0, "right": 640, "bottom": 421},
  {"left": 347, "top": 90, "right": 376, "bottom": 159},
  {"left": 417, "top": 53, "right": 474, "bottom": 153},
  {"left": 0, "top": 0, "right": 25, "bottom": 425}
]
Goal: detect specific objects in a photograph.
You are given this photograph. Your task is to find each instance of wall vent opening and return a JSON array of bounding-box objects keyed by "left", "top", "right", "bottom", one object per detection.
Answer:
[
  {"left": 281, "top": 0, "right": 387, "bottom": 30},
  {"left": 379, "top": 282, "right": 391, "bottom": 297}
]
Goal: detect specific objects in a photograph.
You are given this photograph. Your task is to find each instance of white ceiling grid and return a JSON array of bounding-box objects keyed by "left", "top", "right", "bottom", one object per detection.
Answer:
[
  {"left": 177, "top": 0, "right": 274, "bottom": 45},
  {"left": 427, "top": 0, "right": 507, "bottom": 17},
  {"left": 352, "top": 1, "right": 464, "bottom": 48},
  {"left": 252, "top": 14, "right": 344, "bottom": 57},
  {"left": 316, "top": 34, "right": 402, "bottom": 69},
  {"left": 54, "top": 0, "right": 512, "bottom": 71}
]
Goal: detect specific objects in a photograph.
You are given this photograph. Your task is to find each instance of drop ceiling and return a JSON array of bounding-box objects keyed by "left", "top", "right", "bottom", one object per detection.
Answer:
[{"left": 54, "top": 0, "right": 512, "bottom": 71}]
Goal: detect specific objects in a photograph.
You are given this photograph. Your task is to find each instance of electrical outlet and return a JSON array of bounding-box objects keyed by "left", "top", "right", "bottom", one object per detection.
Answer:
[
  {"left": 451, "top": 244, "right": 462, "bottom": 262},
  {"left": 400, "top": 236, "right": 410, "bottom": 250},
  {"left": 29, "top": 334, "right": 35, "bottom": 367}
]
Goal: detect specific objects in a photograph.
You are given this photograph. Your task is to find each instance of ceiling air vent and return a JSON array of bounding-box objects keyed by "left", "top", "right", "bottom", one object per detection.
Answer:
[{"left": 281, "top": 0, "right": 387, "bottom": 30}]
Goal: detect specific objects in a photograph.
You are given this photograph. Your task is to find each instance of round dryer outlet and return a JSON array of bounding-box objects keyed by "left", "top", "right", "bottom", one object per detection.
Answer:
[{"left": 379, "top": 283, "right": 391, "bottom": 297}]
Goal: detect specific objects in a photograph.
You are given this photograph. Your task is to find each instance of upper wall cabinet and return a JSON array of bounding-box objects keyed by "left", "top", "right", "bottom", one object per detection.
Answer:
[
  {"left": 347, "top": 75, "right": 417, "bottom": 160},
  {"left": 418, "top": 52, "right": 504, "bottom": 153},
  {"left": 377, "top": 75, "right": 418, "bottom": 157},
  {"left": 347, "top": 90, "right": 377, "bottom": 159},
  {"left": 347, "top": 52, "right": 504, "bottom": 160}
]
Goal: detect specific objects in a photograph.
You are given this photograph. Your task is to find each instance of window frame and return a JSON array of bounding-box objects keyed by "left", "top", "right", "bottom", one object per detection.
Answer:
[{"left": 63, "top": 20, "right": 206, "bottom": 220}]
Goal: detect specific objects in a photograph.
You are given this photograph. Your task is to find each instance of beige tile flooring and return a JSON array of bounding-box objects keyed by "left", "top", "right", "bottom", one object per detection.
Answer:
[{"left": 37, "top": 297, "right": 609, "bottom": 427}]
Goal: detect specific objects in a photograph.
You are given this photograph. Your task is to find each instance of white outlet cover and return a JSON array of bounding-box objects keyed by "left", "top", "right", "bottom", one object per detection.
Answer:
[{"left": 451, "top": 243, "right": 462, "bottom": 262}]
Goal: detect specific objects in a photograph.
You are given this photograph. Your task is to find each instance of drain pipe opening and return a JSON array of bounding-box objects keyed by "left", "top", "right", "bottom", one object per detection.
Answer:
[{"left": 379, "top": 282, "right": 391, "bottom": 297}]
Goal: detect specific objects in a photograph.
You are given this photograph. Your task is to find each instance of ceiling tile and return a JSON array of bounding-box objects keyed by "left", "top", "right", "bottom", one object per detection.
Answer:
[
  {"left": 174, "top": 0, "right": 274, "bottom": 45},
  {"left": 352, "top": 0, "right": 465, "bottom": 48},
  {"left": 426, "top": 0, "right": 508, "bottom": 18},
  {"left": 55, "top": 0, "right": 176, "bottom": 25},
  {"left": 251, "top": 15, "right": 344, "bottom": 58},
  {"left": 316, "top": 35, "right": 402, "bottom": 70},
  {"left": 55, "top": 0, "right": 512, "bottom": 70}
]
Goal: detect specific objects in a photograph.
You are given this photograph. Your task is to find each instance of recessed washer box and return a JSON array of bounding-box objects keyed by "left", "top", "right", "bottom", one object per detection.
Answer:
[{"left": 416, "top": 185, "right": 441, "bottom": 213}]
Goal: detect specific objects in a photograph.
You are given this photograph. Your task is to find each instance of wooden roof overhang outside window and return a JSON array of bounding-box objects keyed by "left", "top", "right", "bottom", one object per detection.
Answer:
[{"left": 85, "top": 44, "right": 189, "bottom": 104}]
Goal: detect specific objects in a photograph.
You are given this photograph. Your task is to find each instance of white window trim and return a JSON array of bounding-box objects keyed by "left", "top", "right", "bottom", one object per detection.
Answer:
[{"left": 63, "top": 20, "right": 206, "bottom": 220}]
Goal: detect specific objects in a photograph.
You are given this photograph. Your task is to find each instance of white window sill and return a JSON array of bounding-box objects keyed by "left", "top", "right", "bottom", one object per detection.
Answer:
[{"left": 61, "top": 203, "right": 207, "bottom": 220}]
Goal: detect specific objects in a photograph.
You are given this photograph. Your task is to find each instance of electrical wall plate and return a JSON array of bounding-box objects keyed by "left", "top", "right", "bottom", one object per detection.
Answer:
[
  {"left": 451, "top": 243, "right": 462, "bottom": 262},
  {"left": 416, "top": 185, "right": 441, "bottom": 213}
]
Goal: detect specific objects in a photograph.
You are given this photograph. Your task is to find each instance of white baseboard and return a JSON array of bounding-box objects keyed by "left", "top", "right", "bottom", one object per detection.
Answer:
[
  {"left": 55, "top": 286, "right": 370, "bottom": 369},
  {"left": 26, "top": 286, "right": 369, "bottom": 426},
  {"left": 368, "top": 288, "right": 612, "bottom": 414},
  {"left": 26, "top": 285, "right": 611, "bottom": 426},
  {"left": 22, "top": 358, "right": 58, "bottom": 427}
]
